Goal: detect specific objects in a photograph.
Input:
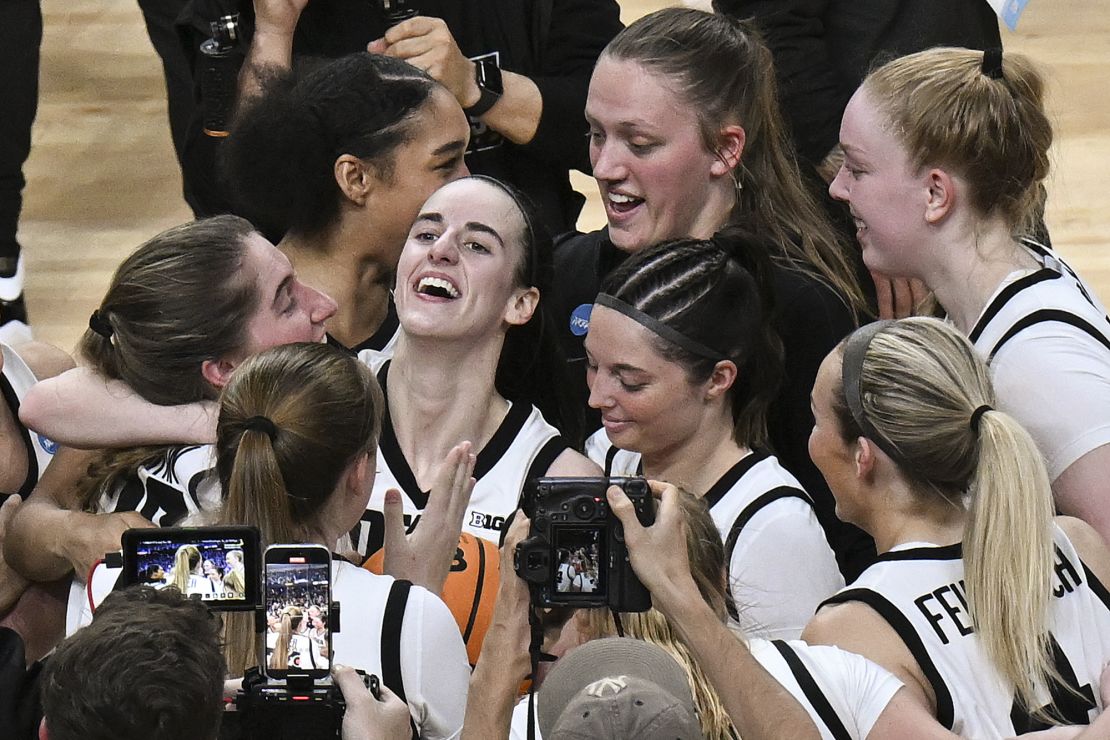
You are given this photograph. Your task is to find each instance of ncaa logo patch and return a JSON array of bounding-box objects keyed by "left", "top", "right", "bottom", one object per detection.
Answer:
[
  {"left": 569, "top": 303, "right": 593, "bottom": 337},
  {"left": 37, "top": 434, "right": 59, "bottom": 455}
]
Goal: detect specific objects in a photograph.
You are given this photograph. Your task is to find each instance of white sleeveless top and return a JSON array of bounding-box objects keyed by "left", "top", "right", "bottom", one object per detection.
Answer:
[{"left": 822, "top": 525, "right": 1110, "bottom": 736}]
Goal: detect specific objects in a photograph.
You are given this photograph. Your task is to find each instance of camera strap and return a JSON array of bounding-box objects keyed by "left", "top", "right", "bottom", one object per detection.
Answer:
[{"left": 525, "top": 596, "right": 557, "bottom": 740}]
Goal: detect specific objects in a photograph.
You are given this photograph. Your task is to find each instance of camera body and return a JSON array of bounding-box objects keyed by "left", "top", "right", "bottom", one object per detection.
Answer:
[
  {"left": 514, "top": 477, "right": 654, "bottom": 612},
  {"left": 118, "top": 527, "right": 377, "bottom": 740}
]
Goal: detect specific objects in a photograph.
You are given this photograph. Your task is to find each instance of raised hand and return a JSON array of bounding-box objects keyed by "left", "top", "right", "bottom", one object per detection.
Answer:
[{"left": 382, "top": 441, "right": 476, "bottom": 593}]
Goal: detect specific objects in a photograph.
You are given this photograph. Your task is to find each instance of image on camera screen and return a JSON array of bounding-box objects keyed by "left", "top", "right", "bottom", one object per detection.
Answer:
[
  {"left": 265, "top": 562, "right": 331, "bottom": 672},
  {"left": 553, "top": 527, "right": 603, "bottom": 595},
  {"left": 131, "top": 535, "right": 250, "bottom": 603}
]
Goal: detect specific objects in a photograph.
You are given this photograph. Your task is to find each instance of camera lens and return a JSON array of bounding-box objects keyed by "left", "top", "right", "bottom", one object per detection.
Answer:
[{"left": 573, "top": 497, "right": 597, "bottom": 520}]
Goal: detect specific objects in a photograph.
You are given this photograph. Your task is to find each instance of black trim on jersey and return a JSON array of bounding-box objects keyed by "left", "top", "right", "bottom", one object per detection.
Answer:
[
  {"left": 988, "top": 309, "right": 1110, "bottom": 361},
  {"left": 461, "top": 535, "right": 488, "bottom": 649},
  {"left": 723, "top": 485, "right": 809, "bottom": 621},
  {"left": 381, "top": 578, "right": 419, "bottom": 739},
  {"left": 325, "top": 296, "right": 400, "bottom": 354},
  {"left": 873, "top": 543, "right": 963, "bottom": 563},
  {"left": 604, "top": 444, "right": 620, "bottom": 476},
  {"left": 0, "top": 370, "right": 37, "bottom": 499},
  {"left": 1081, "top": 561, "right": 1110, "bottom": 612},
  {"left": 525, "top": 436, "right": 568, "bottom": 486},
  {"left": 771, "top": 640, "right": 852, "bottom": 740},
  {"left": 820, "top": 588, "right": 956, "bottom": 730},
  {"left": 376, "top": 360, "right": 534, "bottom": 508},
  {"left": 968, "top": 269, "right": 1060, "bottom": 344},
  {"left": 703, "top": 450, "right": 771, "bottom": 510}
]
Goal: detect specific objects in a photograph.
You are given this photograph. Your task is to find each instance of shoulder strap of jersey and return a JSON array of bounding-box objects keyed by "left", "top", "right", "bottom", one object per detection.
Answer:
[
  {"left": 770, "top": 640, "right": 852, "bottom": 740},
  {"left": 988, "top": 308, "right": 1110, "bottom": 362},
  {"left": 604, "top": 444, "right": 620, "bottom": 477},
  {"left": 820, "top": 587, "right": 956, "bottom": 729},
  {"left": 381, "top": 578, "right": 419, "bottom": 740},
  {"left": 525, "top": 435, "right": 567, "bottom": 485},
  {"left": 967, "top": 269, "right": 1060, "bottom": 344},
  {"left": 723, "top": 486, "right": 810, "bottom": 621},
  {"left": 0, "top": 370, "right": 37, "bottom": 499}
]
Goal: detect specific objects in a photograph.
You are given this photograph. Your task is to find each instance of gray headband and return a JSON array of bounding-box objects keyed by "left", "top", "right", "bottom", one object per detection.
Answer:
[
  {"left": 840, "top": 320, "right": 915, "bottom": 468},
  {"left": 595, "top": 293, "right": 724, "bottom": 361}
]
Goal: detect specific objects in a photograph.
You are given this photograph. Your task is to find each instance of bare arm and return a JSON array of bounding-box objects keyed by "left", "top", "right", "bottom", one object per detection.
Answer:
[
  {"left": 543, "top": 448, "right": 601, "bottom": 477},
  {"left": 608, "top": 481, "right": 820, "bottom": 740},
  {"left": 3, "top": 447, "right": 154, "bottom": 583},
  {"left": 237, "top": 0, "right": 310, "bottom": 101},
  {"left": 1053, "top": 446, "right": 1110, "bottom": 548},
  {"left": 368, "top": 17, "right": 543, "bottom": 145},
  {"left": 19, "top": 366, "right": 216, "bottom": 448},
  {"left": 463, "top": 515, "right": 532, "bottom": 739}
]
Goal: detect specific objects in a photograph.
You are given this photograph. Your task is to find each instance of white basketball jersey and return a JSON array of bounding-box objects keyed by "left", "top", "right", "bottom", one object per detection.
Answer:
[
  {"left": 749, "top": 637, "right": 903, "bottom": 739},
  {"left": 1, "top": 342, "right": 59, "bottom": 501},
  {"left": 96, "top": 444, "right": 221, "bottom": 526},
  {"left": 822, "top": 526, "right": 1110, "bottom": 736},
  {"left": 588, "top": 431, "right": 842, "bottom": 638},
  {"left": 350, "top": 360, "right": 567, "bottom": 556}
]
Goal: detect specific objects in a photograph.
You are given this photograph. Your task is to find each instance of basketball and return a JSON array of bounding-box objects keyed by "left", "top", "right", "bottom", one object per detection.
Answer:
[{"left": 363, "top": 533, "right": 500, "bottom": 666}]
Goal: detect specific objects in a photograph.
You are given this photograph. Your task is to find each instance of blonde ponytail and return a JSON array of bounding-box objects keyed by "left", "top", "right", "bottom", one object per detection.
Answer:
[
  {"left": 834, "top": 317, "right": 1061, "bottom": 718},
  {"left": 965, "top": 410, "right": 1056, "bottom": 716}
]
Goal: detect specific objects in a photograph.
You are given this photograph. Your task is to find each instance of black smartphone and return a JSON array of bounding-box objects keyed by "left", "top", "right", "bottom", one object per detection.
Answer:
[
  {"left": 119, "top": 526, "right": 260, "bottom": 611},
  {"left": 263, "top": 544, "right": 332, "bottom": 680}
]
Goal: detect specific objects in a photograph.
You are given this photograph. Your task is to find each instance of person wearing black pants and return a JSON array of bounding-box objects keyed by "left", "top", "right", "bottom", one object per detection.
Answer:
[
  {"left": 0, "top": 0, "right": 42, "bottom": 343},
  {"left": 135, "top": 0, "right": 197, "bottom": 174}
]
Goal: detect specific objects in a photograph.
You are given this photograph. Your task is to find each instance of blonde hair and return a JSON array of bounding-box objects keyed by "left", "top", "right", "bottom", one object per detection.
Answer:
[
  {"left": 269, "top": 606, "right": 305, "bottom": 672},
  {"left": 606, "top": 7, "right": 866, "bottom": 319},
  {"left": 581, "top": 492, "right": 737, "bottom": 738},
  {"left": 832, "top": 317, "right": 1057, "bottom": 716},
  {"left": 170, "top": 545, "right": 202, "bottom": 593},
  {"left": 863, "top": 48, "right": 1052, "bottom": 237}
]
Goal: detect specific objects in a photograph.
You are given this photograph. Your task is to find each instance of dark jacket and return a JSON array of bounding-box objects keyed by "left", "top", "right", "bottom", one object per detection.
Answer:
[
  {"left": 177, "top": 0, "right": 622, "bottom": 234},
  {"left": 717, "top": 0, "right": 1002, "bottom": 166}
]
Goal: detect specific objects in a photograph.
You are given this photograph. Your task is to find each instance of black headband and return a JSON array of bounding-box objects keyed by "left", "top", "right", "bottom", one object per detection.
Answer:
[
  {"left": 840, "top": 320, "right": 915, "bottom": 468},
  {"left": 595, "top": 293, "right": 724, "bottom": 361}
]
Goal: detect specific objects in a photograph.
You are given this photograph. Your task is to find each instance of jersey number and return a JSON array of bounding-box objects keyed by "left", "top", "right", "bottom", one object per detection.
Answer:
[{"left": 1010, "top": 635, "right": 1096, "bottom": 732}]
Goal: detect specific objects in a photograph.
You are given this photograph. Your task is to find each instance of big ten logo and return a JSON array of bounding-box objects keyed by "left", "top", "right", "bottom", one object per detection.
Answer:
[
  {"left": 355, "top": 510, "right": 423, "bottom": 557},
  {"left": 469, "top": 511, "right": 506, "bottom": 532}
]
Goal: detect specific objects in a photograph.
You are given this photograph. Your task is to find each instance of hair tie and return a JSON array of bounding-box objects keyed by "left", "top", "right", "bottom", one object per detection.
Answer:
[
  {"left": 970, "top": 405, "right": 993, "bottom": 434},
  {"left": 981, "top": 48, "right": 1004, "bottom": 80},
  {"left": 595, "top": 293, "right": 724, "bottom": 361},
  {"left": 243, "top": 415, "right": 278, "bottom": 441},
  {"left": 88, "top": 310, "right": 114, "bottom": 340}
]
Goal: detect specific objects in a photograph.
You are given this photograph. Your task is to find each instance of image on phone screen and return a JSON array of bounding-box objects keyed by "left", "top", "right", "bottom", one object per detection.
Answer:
[{"left": 264, "top": 554, "right": 331, "bottom": 676}]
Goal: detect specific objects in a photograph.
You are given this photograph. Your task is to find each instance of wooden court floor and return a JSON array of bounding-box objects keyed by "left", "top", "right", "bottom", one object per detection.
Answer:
[{"left": 17, "top": 0, "right": 1110, "bottom": 352}]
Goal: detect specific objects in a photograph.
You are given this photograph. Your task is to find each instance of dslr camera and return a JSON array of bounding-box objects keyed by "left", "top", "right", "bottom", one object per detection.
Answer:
[
  {"left": 514, "top": 477, "right": 654, "bottom": 612},
  {"left": 117, "top": 527, "right": 376, "bottom": 740}
]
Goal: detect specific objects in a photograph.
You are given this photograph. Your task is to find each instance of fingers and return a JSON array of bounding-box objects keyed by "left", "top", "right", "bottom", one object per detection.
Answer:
[
  {"left": 909, "top": 278, "right": 930, "bottom": 310},
  {"left": 382, "top": 489, "right": 406, "bottom": 557},
  {"left": 332, "top": 664, "right": 367, "bottom": 701},
  {"left": 890, "top": 277, "right": 914, "bottom": 318},
  {"left": 871, "top": 271, "right": 895, "bottom": 320},
  {"left": 0, "top": 495, "right": 22, "bottom": 540},
  {"left": 118, "top": 511, "right": 156, "bottom": 530},
  {"left": 382, "top": 15, "right": 446, "bottom": 44}
]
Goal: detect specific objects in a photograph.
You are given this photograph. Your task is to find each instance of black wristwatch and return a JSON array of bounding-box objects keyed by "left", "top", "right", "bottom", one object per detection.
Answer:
[{"left": 464, "top": 57, "right": 503, "bottom": 118}]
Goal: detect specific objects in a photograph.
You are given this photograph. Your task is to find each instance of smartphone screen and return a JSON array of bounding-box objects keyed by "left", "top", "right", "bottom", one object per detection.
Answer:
[
  {"left": 263, "top": 545, "right": 332, "bottom": 679},
  {"left": 120, "top": 526, "right": 259, "bottom": 611},
  {"left": 551, "top": 526, "right": 605, "bottom": 599}
]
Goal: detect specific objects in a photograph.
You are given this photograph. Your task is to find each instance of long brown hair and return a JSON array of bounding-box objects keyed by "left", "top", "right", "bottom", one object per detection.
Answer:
[
  {"left": 604, "top": 7, "right": 866, "bottom": 318},
  {"left": 77, "top": 216, "right": 258, "bottom": 511},
  {"left": 215, "top": 342, "right": 383, "bottom": 675}
]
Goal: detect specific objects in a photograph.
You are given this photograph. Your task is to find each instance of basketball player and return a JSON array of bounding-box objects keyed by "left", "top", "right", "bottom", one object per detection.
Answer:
[
  {"left": 805, "top": 319, "right": 1110, "bottom": 735},
  {"left": 583, "top": 230, "right": 842, "bottom": 639}
]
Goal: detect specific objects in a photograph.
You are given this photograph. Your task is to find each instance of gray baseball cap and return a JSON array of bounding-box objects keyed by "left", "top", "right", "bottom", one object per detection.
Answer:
[{"left": 538, "top": 637, "right": 701, "bottom": 739}]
